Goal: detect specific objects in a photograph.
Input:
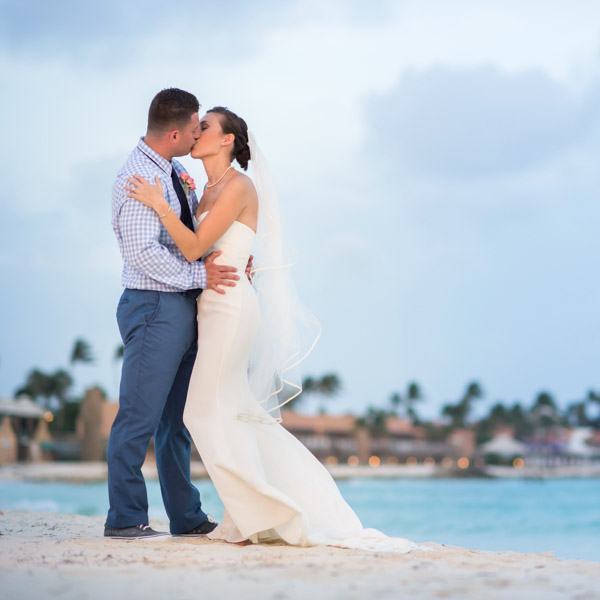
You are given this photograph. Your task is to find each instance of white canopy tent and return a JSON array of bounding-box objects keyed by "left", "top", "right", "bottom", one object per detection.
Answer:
[
  {"left": 479, "top": 433, "right": 528, "bottom": 457},
  {"left": 0, "top": 396, "right": 46, "bottom": 419},
  {"left": 564, "top": 428, "right": 599, "bottom": 457}
]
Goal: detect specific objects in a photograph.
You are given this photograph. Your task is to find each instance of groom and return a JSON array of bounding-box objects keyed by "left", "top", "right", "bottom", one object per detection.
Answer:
[{"left": 105, "top": 88, "right": 243, "bottom": 538}]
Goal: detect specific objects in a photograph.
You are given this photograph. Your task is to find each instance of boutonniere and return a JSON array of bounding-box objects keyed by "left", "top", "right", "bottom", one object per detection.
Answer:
[{"left": 180, "top": 172, "right": 196, "bottom": 197}]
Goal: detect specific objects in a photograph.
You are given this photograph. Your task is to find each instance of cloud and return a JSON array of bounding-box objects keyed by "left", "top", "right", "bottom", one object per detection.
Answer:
[
  {"left": 0, "top": 0, "right": 289, "bottom": 64},
  {"left": 351, "top": 62, "right": 600, "bottom": 418},
  {"left": 367, "top": 65, "right": 600, "bottom": 177}
]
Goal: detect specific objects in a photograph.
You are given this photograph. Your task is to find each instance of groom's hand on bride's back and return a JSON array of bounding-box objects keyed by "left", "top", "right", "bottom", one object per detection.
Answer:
[{"left": 205, "top": 251, "right": 240, "bottom": 294}]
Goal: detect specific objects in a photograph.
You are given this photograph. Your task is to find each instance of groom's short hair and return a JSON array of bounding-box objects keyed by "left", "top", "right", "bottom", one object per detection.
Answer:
[{"left": 147, "top": 88, "right": 200, "bottom": 134}]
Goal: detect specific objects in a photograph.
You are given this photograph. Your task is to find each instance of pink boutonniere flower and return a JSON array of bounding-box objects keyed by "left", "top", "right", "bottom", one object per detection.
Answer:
[{"left": 180, "top": 172, "right": 196, "bottom": 196}]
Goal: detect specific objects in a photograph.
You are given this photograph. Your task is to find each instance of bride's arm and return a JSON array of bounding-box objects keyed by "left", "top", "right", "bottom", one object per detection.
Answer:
[{"left": 125, "top": 174, "right": 248, "bottom": 262}]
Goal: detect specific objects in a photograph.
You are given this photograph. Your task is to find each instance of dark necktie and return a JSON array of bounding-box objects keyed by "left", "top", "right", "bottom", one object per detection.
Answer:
[{"left": 171, "top": 167, "right": 194, "bottom": 232}]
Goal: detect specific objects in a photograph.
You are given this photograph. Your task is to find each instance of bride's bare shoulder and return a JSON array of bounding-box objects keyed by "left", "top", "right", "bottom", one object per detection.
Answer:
[
  {"left": 232, "top": 170, "right": 254, "bottom": 187},
  {"left": 227, "top": 171, "right": 257, "bottom": 196}
]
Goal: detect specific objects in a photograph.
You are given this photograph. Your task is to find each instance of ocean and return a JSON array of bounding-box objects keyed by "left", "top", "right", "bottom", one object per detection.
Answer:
[{"left": 2, "top": 477, "right": 598, "bottom": 561}]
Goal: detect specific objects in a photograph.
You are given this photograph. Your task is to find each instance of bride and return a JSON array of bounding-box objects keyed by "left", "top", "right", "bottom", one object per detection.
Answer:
[{"left": 125, "top": 107, "right": 422, "bottom": 552}]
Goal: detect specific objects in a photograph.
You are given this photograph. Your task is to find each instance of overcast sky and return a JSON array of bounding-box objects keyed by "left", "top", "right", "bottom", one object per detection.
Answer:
[{"left": 1, "top": 0, "right": 599, "bottom": 419}]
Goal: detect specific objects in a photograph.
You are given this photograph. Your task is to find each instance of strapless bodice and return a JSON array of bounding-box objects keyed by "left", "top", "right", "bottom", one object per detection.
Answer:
[{"left": 193, "top": 211, "right": 255, "bottom": 273}]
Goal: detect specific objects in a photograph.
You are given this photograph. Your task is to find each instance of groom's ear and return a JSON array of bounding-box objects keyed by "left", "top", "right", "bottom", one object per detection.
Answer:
[{"left": 168, "top": 129, "right": 180, "bottom": 144}]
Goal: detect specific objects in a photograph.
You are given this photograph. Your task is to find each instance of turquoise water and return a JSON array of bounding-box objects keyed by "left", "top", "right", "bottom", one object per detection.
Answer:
[{"left": 1, "top": 478, "right": 599, "bottom": 561}]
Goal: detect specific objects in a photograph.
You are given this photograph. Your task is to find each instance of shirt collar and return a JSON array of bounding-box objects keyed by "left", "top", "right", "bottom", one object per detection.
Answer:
[{"left": 137, "top": 137, "right": 173, "bottom": 175}]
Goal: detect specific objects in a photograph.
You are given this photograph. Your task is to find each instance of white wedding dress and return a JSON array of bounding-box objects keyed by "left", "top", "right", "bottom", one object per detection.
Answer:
[{"left": 183, "top": 212, "right": 421, "bottom": 552}]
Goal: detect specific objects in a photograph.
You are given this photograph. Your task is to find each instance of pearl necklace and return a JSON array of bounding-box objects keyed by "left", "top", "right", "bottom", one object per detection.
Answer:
[{"left": 205, "top": 165, "right": 233, "bottom": 189}]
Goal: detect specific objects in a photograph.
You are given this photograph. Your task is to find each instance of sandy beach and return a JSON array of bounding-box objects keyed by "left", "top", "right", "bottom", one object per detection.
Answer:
[{"left": 1, "top": 510, "right": 598, "bottom": 600}]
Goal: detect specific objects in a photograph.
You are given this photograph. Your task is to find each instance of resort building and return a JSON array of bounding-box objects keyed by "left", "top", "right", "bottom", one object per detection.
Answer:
[{"left": 0, "top": 396, "right": 53, "bottom": 463}]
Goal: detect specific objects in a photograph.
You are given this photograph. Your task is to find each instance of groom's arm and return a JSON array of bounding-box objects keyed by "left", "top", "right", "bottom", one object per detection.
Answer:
[{"left": 116, "top": 179, "right": 207, "bottom": 290}]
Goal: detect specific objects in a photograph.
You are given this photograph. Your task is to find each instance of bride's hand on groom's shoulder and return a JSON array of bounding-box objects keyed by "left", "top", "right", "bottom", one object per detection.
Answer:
[
  {"left": 125, "top": 174, "right": 169, "bottom": 214},
  {"left": 205, "top": 251, "right": 240, "bottom": 294}
]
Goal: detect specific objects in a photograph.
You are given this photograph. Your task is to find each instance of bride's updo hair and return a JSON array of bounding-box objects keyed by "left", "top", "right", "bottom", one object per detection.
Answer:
[{"left": 208, "top": 106, "right": 251, "bottom": 170}]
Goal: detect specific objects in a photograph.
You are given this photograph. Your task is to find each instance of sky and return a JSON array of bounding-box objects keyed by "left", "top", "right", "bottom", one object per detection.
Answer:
[{"left": 1, "top": 0, "right": 599, "bottom": 420}]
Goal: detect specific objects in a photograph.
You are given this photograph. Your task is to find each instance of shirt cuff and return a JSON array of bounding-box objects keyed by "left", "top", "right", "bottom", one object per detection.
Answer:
[{"left": 195, "top": 260, "right": 208, "bottom": 290}]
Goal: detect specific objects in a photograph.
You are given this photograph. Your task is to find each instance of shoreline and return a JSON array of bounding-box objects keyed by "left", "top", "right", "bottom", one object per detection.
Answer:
[
  {"left": 1, "top": 461, "right": 600, "bottom": 483},
  {"left": 1, "top": 510, "right": 599, "bottom": 600}
]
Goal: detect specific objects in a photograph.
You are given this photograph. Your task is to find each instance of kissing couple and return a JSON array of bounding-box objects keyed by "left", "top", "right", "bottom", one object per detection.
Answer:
[{"left": 106, "top": 87, "right": 424, "bottom": 552}]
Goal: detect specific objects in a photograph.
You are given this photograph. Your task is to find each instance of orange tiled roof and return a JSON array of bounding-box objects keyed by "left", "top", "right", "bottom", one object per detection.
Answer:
[
  {"left": 385, "top": 417, "right": 423, "bottom": 437},
  {"left": 281, "top": 411, "right": 356, "bottom": 434}
]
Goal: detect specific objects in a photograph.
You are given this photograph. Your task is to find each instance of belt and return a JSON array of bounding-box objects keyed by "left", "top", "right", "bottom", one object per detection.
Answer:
[{"left": 182, "top": 288, "right": 202, "bottom": 300}]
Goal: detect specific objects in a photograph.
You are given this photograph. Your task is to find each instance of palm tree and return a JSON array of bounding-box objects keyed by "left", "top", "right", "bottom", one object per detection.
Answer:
[
  {"left": 476, "top": 401, "right": 512, "bottom": 445},
  {"left": 68, "top": 337, "right": 94, "bottom": 402},
  {"left": 406, "top": 381, "right": 423, "bottom": 424},
  {"left": 313, "top": 373, "right": 341, "bottom": 413},
  {"left": 16, "top": 369, "right": 52, "bottom": 407},
  {"left": 389, "top": 392, "right": 402, "bottom": 415},
  {"left": 464, "top": 381, "right": 483, "bottom": 402},
  {"left": 15, "top": 368, "right": 74, "bottom": 428},
  {"left": 442, "top": 402, "right": 468, "bottom": 427},
  {"left": 566, "top": 402, "right": 589, "bottom": 427},
  {"left": 532, "top": 391, "right": 556, "bottom": 410},
  {"left": 442, "top": 380, "right": 484, "bottom": 428},
  {"left": 388, "top": 382, "right": 423, "bottom": 423},
  {"left": 319, "top": 374, "right": 341, "bottom": 396},
  {"left": 508, "top": 402, "right": 534, "bottom": 438},
  {"left": 112, "top": 343, "right": 125, "bottom": 398},
  {"left": 289, "top": 373, "right": 342, "bottom": 412},
  {"left": 48, "top": 369, "right": 74, "bottom": 403},
  {"left": 531, "top": 391, "right": 560, "bottom": 433},
  {"left": 357, "top": 405, "right": 389, "bottom": 437},
  {"left": 70, "top": 338, "right": 94, "bottom": 365}
]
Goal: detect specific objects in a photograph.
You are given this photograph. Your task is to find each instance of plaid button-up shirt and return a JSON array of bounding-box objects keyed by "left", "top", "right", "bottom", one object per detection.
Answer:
[{"left": 112, "top": 138, "right": 207, "bottom": 292}]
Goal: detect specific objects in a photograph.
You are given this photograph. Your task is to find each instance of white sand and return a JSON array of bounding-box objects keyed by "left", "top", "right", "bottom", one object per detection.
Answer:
[{"left": 1, "top": 510, "right": 598, "bottom": 600}]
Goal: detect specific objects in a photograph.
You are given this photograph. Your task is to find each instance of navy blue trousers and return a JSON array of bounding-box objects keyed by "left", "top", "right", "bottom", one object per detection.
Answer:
[{"left": 106, "top": 288, "right": 207, "bottom": 533}]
